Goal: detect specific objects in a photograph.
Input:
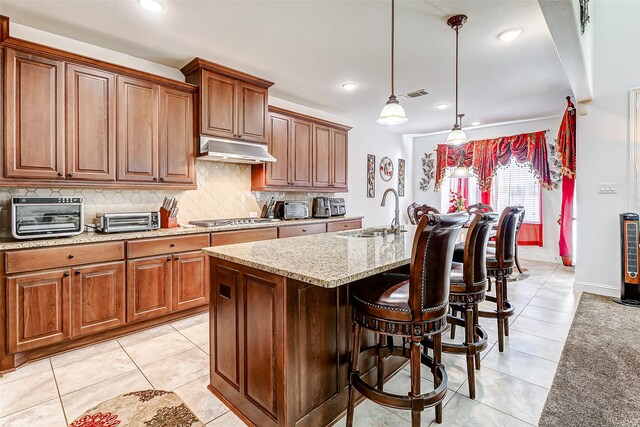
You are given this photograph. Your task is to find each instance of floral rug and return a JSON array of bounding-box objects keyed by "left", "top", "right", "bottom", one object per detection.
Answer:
[{"left": 69, "top": 390, "right": 204, "bottom": 427}]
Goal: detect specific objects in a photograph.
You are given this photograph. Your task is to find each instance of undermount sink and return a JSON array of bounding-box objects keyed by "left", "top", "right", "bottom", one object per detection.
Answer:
[{"left": 340, "top": 227, "right": 407, "bottom": 238}]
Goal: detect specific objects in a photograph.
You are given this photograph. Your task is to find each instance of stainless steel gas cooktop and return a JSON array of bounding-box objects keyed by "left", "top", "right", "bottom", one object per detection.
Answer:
[{"left": 189, "top": 217, "right": 278, "bottom": 228}]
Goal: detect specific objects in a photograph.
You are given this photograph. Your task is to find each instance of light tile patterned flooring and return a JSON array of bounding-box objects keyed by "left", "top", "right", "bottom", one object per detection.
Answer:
[{"left": 0, "top": 260, "right": 576, "bottom": 427}]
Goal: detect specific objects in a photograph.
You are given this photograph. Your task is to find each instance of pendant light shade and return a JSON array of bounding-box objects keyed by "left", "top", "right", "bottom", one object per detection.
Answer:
[
  {"left": 446, "top": 14, "right": 468, "bottom": 145},
  {"left": 449, "top": 165, "right": 473, "bottom": 179},
  {"left": 378, "top": 0, "right": 408, "bottom": 125},
  {"left": 377, "top": 96, "right": 409, "bottom": 125}
]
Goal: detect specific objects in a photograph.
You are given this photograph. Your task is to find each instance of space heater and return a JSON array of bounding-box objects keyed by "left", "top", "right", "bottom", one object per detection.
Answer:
[{"left": 617, "top": 213, "right": 640, "bottom": 306}]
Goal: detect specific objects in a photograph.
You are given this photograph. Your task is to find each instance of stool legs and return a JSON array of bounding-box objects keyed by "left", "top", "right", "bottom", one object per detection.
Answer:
[
  {"left": 433, "top": 333, "right": 443, "bottom": 424},
  {"left": 346, "top": 324, "right": 361, "bottom": 427},
  {"left": 464, "top": 306, "right": 477, "bottom": 399},
  {"left": 410, "top": 339, "right": 422, "bottom": 427},
  {"left": 473, "top": 303, "right": 481, "bottom": 370},
  {"left": 496, "top": 273, "right": 506, "bottom": 352},
  {"left": 450, "top": 307, "right": 457, "bottom": 339},
  {"left": 377, "top": 334, "right": 386, "bottom": 391}
]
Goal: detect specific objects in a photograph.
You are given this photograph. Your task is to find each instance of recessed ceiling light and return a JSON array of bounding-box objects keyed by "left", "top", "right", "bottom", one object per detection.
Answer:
[
  {"left": 497, "top": 28, "right": 523, "bottom": 42},
  {"left": 471, "top": 121, "right": 481, "bottom": 126},
  {"left": 435, "top": 103, "right": 450, "bottom": 110},
  {"left": 137, "top": 0, "right": 165, "bottom": 12},
  {"left": 342, "top": 82, "right": 357, "bottom": 91}
]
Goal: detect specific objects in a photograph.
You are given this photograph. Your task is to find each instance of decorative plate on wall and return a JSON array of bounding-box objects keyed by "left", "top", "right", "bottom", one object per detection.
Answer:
[{"left": 379, "top": 157, "right": 394, "bottom": 181}]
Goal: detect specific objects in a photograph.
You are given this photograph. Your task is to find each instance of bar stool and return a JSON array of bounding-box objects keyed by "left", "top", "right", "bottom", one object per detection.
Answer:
[
  {"left": 428, "top": 212, "right": 498, "bottom": 399},
  {"left": 454, "top": 206, "right": 523, "bottom": 352},
  {"left": 346, "top": 212, "right": 468, "bottom": 427}
]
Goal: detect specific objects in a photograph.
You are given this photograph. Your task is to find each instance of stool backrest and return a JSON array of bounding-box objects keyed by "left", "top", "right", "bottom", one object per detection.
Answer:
[
  {"left": 462, "top": 212, "right": 499, "bottom": 291},
  {"left": 409, "top": 212, "right": 468, "bottom": 321},
  {"left": 495, "top": 205, "right": 525, "bottom": 268},
  {"left": 467, "top": 203, "right": 493, "bottom": 215},
  {"left": 407, "top": 203, "right": 440, "bottom": 225}
]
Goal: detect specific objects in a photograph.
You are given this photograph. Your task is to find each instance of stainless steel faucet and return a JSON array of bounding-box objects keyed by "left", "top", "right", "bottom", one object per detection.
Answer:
[{"left": 381, "top": 188, "right": 401, "bottom": 235}]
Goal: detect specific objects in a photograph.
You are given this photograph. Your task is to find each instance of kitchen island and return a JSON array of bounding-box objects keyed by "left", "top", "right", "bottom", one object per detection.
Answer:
[{"left": 202, "top": 226, "right": 417, "bottom": 427}]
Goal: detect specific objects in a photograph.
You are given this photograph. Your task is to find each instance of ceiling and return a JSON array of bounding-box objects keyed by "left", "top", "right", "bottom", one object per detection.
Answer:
[{"left": 0, "top": 0, "right": 572, "bottom": 134}]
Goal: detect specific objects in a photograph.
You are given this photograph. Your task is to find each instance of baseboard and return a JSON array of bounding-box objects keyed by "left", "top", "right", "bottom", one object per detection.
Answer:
[
  {"left": 574, "top": 280, "right": 619, "bottom": 297},
  {"left": 520, "top": 253, "right": 561, "bottom": 264}
]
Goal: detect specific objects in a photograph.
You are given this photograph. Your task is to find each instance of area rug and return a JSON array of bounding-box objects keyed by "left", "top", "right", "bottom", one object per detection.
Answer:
[
  {"left": 539, "top": 293, "right": 640, "bottom": 427},
  {"left": 69, "top": 390, "right": 204, "bottom": 427}
]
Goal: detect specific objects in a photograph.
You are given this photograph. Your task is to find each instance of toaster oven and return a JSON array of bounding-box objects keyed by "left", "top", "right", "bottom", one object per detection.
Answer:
[
  {"left": 274, "top": 201, "right": 309, "bottom": 220},
  {"left": 95, "top": 212, "right": 160, "bottom": 233},
  {"left": 11, "top": 197, "right": 84, "bottom": 240}
]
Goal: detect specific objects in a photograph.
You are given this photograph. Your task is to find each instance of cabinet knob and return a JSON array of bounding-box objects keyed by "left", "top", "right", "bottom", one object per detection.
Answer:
[
  {"left": 57, "top": 172, "right": 63, "bottom": 177},
  {"left": 167, "top": 257, "right": 172, "bottom": 261},
  {"left": 64, "top": 272, "right": 70, "bottom": 277},
  {"left": 175, "top": 257, "right": 179, "bottom": 260},
  {"left": 160, "top": 177, "right": 165, "bottom": 182},
  {"left": 75, "top": 270, "right": 81, "bottom": 275},
  {"left": 170, "top": 243, "right": 176, "bottom": 247},
  {"left": 153, "top": 177, "right": 158, "bottom": 181},
  {"left": 68, "top": 173, "right": 74, "bottom": 177},
  {"left": 302, "top": 229, "right": 307, "bottom": 232},
  {"left": 68, "top": 254, "right": 74, "bottom": 259}
]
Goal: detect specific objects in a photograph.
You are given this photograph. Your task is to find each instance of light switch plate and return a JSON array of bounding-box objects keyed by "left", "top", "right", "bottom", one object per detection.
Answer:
[{"left": 598, "top": 183, "right": 617, "bottom": 194}]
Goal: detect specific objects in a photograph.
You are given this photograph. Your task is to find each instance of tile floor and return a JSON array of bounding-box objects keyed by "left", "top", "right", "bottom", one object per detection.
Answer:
[{"left": 0, "top": 260, "right": 576, "bottom": 427}]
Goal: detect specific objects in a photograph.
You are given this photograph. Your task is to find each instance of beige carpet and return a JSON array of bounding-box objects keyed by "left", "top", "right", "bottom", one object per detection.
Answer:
[
  {"left": 539, "top": 293, "right": 640, "bottom": 427},
  {"left": 69, "top": 390, "right": 203, "bottom": 427}
]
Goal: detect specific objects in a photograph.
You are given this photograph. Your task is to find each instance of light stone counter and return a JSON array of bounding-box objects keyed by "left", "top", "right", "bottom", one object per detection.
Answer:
[
  {"left": 0, "top": 216, "right": 363, "bottom": 250},
  {"left": 202, "top": 225, "right": 417, "bottom": 288}
]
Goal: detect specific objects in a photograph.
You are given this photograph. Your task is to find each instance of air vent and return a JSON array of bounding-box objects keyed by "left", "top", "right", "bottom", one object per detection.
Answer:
[{"left": 400, "top": 89, "right": 428, "bottom": 100}]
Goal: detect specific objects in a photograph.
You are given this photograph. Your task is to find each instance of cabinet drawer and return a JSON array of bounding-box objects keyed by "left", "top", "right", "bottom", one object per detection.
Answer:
[
  {"left": 327, "top": 219, "right": 362, "bottom": 232},
  {"left": 5, "top": 242, "right": 125, "bottom": 274},
  {"left": 127, "top": 234, "right": 210, "bottom": 258},
  {"left": 211, "top": 228, "right": 278, "bottom": 246},
  {"left": 278, "top": 223, "right": 326, "bottom": 239}
]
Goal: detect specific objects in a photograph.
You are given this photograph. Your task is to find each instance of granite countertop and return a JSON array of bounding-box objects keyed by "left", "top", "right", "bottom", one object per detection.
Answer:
[
  {"left": 0, "top": 216, "right": 363, "bottom": 251},
  {"left": 203, "top": 225, "right": 417, "bottom": 288}
]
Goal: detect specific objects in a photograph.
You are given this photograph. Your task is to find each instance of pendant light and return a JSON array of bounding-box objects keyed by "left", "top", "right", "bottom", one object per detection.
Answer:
[
  {"left": 446, "top": 14, "right": 468, "bottom": 145},
  {"left": 377, "top": 0, "right": 408, "bottom": 125},
  {"left": 449, "top": 146, "right": 473, "bottom": 179}
]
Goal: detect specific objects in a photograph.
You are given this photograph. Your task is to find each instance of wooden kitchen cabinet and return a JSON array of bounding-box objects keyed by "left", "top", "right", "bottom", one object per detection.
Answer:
[
  {"left": 66, "top": 63, "right": 116, "bottom": 181},
  {"left": 331, "top": 129, "right": 348, "bottom": 190},
  {"left": 278, "top": 222, "right": 327, "bottom": 238},
  {"left": 159, "top": 87, "right": 195, "bottom": 184},
  {"left": 71, "top": 262, "right": 126, "bottom": 337},
  {"left": 181, "top": 58, "right": 273, "bottom": 145},
  {"left": 172, "top": 251, "right": 209, "bottom": 311},
  {"left": 4, "top": 48, "right": 65, "bottom": 179},
  {"left": 6, "top": 269, "right": 71, "bottom": 353},
  {"left": 312, "top": 123, "right": 332, "bottom": 188},
  {"left": 263, "top": 112, "right": 290, "bottom": 187},
  {"left": 127, "top": 256, "right": 172, "bottom": 322},
  {"left": 290, "top": 118, "right": 313, "bottom": 187}
]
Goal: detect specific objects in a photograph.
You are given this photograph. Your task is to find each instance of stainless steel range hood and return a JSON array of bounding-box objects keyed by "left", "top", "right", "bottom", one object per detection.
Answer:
[{"left": 198, "top": 136, "right": 276, "bottom": 164}]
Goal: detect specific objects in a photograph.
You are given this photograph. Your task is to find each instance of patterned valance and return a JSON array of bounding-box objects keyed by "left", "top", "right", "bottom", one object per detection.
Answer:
[{"left": 434, "top": 130, "right": 553, "bottom": 192}]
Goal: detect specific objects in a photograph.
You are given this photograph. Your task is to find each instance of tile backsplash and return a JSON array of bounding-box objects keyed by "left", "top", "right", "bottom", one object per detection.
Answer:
[{"left": 0, "top": 161, "right": 335, "bottom": 230}]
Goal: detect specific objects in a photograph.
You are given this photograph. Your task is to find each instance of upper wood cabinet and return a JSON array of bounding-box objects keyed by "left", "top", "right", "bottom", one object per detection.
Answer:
[
  {"left": 66, "top": 63, "right": 116, "bottom": 181},
  {"left": 4, "top": 48, "right": 65, "bottom": 179},
  {"left": 1, "top": 40, "right": 197, "bottom": 189},
  {"left": 182, "top": 58, "right": 273, "bottom": 146},
  {"left": 252, "top": 107, "right": 350, "bottom": 192}
]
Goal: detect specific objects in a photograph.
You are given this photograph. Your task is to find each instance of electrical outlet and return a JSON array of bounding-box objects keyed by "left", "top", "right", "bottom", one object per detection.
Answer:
[
  {"left": 598, "top": 183, "right": 617, "bottom": 194},
  {"left": 249, "top": 211, "right": 258, "bottom": 218}
]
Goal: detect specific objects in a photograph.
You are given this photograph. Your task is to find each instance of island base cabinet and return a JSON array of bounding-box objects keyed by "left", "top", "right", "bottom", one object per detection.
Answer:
[
  {"left": 7, "top": 270, "right": 71, "bottom": 353},
  {"left": 209, "top": 258, "right": 405, "bottom": 427}
]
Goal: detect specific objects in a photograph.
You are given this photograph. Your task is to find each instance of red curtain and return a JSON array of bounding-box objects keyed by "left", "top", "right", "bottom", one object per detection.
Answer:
[
  {"left": 434, "top": 130, "right": 553, "bottom": 192},
  {"left": 556, "top": 97, "right": 576, "bottom": 266}
]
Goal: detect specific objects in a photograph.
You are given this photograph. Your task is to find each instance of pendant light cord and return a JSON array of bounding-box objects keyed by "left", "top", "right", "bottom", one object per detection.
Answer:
[
  {"left": 391, "top": 0, "right": 395, "bottom": 97},
  {"left": 455, "top": 25, "right": 459, "bottom": 126}
]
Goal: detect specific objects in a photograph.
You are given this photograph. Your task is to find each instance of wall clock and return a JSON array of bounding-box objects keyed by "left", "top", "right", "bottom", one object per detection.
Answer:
[{"left": 379, "top": 156, "right": 394, "bottom": 181}]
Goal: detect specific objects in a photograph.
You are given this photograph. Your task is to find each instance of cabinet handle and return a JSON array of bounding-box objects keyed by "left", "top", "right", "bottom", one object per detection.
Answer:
[
  {"left": 160, "top": 177, "right": 165, "bottom": 182},
  {"left": 68, "top": 254, "right": 74, "bottom": 259},
  {"left": 174, "top": 257, "right": 180, "bottom": 260},
  {"left": 170, "top": 243, "right": 176, "bottom": 247},
  {"left": 167, "top": 257, "right": 172, "bottom": 261},
  {"left": 75, "top": 270, "right": 81, "bottom": 275},
  {"left": 68, "top": 173, "right": 74, "bottom": 177},
  {"left": 302, "top": 229, "right": 307, "bottom": 232},
  {"left": 64, "top": 272, "right": 70, "bottom": 277},
  {"left": 153, "top": 177, "right": 158, "bottom": 181},
  {"left": 57, "top": 172, "right": 63, "bottom": 177}
]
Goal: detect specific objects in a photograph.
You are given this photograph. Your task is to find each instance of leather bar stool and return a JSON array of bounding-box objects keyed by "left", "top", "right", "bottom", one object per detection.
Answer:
[
  {"left": 428, "top": 212, "right": 498, "bottom": 399},
  {"left": 454, "top": 206, "right": 523, "bottom": 352},
  {"left": 346, "top": 212, "right": 468, "bottom": 427}
]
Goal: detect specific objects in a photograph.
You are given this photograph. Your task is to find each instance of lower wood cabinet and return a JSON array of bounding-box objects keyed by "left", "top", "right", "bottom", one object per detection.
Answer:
[
  {"left": 278, "top": 222, "right": 327, "bottom": 239},
  {"left": 7, "top": 269, "right": 71, "bottom": 353},
  {"left": 72, "top": 262, "right": 126, "bottom": 337},
  {"left": 127, "top": 256, "right": 172, "bottom": 322},
  {"left": 172, "top": 251, "right": 209, "bottom": 311}
]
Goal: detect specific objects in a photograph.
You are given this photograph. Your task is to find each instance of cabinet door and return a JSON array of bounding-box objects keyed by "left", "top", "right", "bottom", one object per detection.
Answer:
[
  {"left": 265, "top": 112, "right": 290, "bottom": 187},
  {"left": 127, "top": 256, "right": 172, "bottom": 322},
  {"left": 117, "top": 76, "right": 159, "bottom": 182},
  {"left": 7, "top": 269, "right": 71, "bottom": 353},
  {"left": 159, "top": 87, "right": 195, "bottom": 184},
  {"left": 4, "top": 48, "right": 65, "bottom": 179},
  {"left": 237, "top": 82, "right": 267, "bottom": 143},
  {"left": 66, "top": 63, "right": 116, "bottom": 181},
  {"left": 331, "top": 129, "right": 348, "bottom": 189},
  {"left": 291, "top": 118, "right": 313, "bottom": 187},
  {"left": 172, "top": 251, "right": 209, "bottom": 311},
  {"left": 312, "top": 124, "right": 332, "bottom": 188},
  {"left": 201, "top": 71, "right": 237, "bottom": 139},
  {"left": 72, "top": 262, "right": 125, "bottom": 337}
]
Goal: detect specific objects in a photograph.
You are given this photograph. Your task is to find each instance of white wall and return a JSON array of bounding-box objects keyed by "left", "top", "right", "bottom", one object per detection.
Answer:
[
  {"left": 411, "top": 116, "right": 563, "bottom": 263},
  {"left": 8, "top": 22, "right": 411, "bottom": 229},
  {"left": 574, "top": 0, "right": 640, "bottom": 296}
]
